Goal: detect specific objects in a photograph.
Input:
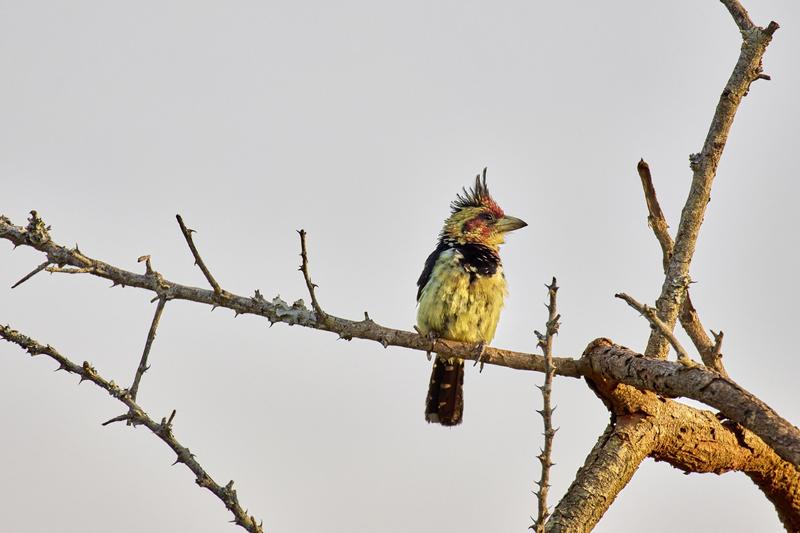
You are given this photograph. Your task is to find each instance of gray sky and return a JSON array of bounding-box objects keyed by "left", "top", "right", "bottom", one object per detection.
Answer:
[{"left": 1, "top": 1, "right": 799, "bottom": 532}]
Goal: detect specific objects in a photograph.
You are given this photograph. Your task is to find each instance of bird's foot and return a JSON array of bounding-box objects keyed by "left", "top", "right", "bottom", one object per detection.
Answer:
[
  {"left": 414, "top": 326, "right": 438, "bottom": 361},
  {"left": 471, "top": 341, "right": 487, "bottom": 373}
]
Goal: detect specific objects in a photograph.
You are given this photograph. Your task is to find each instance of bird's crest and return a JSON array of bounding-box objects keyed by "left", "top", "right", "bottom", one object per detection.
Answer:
[{"left": 451, "top": 168, "right": 503, "bottom": 218}]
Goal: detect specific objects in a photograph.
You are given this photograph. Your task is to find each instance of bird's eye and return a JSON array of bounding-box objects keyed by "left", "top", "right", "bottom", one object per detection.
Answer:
[{"left": 479, "top": 212, "right": 495, "bottom": 222}]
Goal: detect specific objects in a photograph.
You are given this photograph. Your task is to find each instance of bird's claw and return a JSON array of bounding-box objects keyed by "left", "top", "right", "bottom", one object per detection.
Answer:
[
  {"left": 420, "top": 330, "right": 437, "bottom": 361},
  {"left": 471, "top": 341, "right": 487, "bottom": 373}
]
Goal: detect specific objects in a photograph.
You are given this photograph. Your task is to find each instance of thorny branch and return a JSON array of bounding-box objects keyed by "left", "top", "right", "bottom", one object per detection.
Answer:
[
  {"left": 129, "top": 295, "right": 167, "bottom": 401},
  {"left": 532, "top": 278, "right": 560, "bottom": 532},
  {"left": 644, "top": 7, "right": 778, "bottom": 359},
  {"left": 176, "top": 214, "right": 225, "bottom": 297},
  {"left": 0, "top": 325, "right": 265, "bottom": 533},
  {"left": 2, "top": 212, "right": 799, "bottom": 468},
  {"left": 0, "top": 213, "right": 582, "bottom": 377},
  {"left": 298, "top": 229, "right": 327, "bottom": 322}
]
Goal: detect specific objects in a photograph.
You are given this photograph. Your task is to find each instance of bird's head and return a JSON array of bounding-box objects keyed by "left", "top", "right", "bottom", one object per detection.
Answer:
[{"left": 440, "top": 169, "right": 527, "bottom": 248}]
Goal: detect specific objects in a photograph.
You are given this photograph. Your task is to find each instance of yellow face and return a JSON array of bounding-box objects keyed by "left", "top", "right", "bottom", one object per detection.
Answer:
[{"left": 442, "top": 206, "right": 527, "bottom": 248}]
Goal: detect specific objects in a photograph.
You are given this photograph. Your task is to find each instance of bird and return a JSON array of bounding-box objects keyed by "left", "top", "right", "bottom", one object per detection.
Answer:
[{"left": 416, "top": 169, "right": 527, "bottom": 426}]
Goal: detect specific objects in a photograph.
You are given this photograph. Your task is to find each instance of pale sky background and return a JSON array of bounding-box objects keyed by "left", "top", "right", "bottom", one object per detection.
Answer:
[{"left": 1, "top": 2, "right": 799, "bottom": 532}]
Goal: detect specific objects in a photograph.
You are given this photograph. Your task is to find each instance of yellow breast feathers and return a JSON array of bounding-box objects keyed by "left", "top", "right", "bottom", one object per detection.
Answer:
[{"left": 416, "top": 247, "right": 507, "bottom": 344}]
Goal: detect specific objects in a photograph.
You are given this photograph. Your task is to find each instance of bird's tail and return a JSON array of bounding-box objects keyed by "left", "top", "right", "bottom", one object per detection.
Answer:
[{"left": 425, "top": 356, "right": 464, "bottom": 426}]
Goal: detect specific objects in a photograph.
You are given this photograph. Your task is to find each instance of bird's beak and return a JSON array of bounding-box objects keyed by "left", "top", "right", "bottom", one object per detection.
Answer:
[{"left": 496, "top": 215, "right": 528, "bottom": 233}]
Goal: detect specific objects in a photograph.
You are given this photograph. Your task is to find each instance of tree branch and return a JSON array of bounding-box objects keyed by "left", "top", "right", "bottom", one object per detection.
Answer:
[
  {"left": 546, "top": 419, "right": 655, "bottom": 532},
  {"left": 129, "top": 295, "right": 167, "bottom": 401},
  {"left": 652, "top": 404, "right": 800, "bottom": 531},
  {"left": 298, "top": 229, "right": 327, "bottom": 322},
  {"left": 615, "top": 292, "right": 694, "bottom": 366},
  {"left": 532, "top": 278, "right": 560, "bottom": 531},
  {"left": 176, "top": 214, "right": 225, "bottom": 297},
  {"left": 0, "top": 325, "right": 265, "bottom": 533},
  {"left": 645, "top": 6, "right": 778, "bottom": 358},
  {"left": 3, "top": 213, "right": 798, "bottom": 467},
  {"left": 0, "top": 213, "right": 583, "bottom": 378},
  {"left": 636, "top": 159, "right": 672, "bottom": 273},
  {"left": 583, "top": 360, "right": 800, "bottom": 531},
  {"left": 635, "top": 159, "right": 728, "bottom": 375},
  {"left": 582, "top": 339, "right": 800, "bottom": 468}
]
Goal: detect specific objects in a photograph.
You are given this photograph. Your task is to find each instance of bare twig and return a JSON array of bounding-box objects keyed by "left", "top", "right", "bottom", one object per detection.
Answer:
[
  {"left": 636, "top": 159, "right": 729, "bottom": 376},
  {"left": 532, "top": 278, "right": 560, "bottom": 532},
  {"left": 0, "top": 324, "right": 265, "bottom": 533},
  {"left": 636, "top": 159, "right": 673, "bottom": 273},
  {"left": 680, "top": 293, "right": 729, "bottom": 376},
  {"left": 176, "top": 214, "right": 224, "bottom": 297},
  {"left": 615, "top": 293, "right": 694, "bottom": 366},
  {"left": 129, "top": 296, "right": 167, "bottom": 401},
  {"left": 297, "top": 229, "right": 326, "bottom": 322},
  {"left": 644, "top": 6, "right": 778, "bottom": 359},
  {"left": 11, "top": 260, "right": 51, "bottom": 289}
]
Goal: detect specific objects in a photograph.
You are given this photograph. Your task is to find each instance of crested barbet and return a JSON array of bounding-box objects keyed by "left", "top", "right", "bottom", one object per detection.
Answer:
[{"left": 416, "top": 169, "right": 527, "bottom": 426}]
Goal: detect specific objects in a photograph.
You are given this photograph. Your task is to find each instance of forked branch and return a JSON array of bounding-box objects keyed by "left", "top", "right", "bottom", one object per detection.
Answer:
[
  {"left": 635, "top": 159, "right": 728, "bottom": 376},
  {"left": 644, "top": 5, "right": 778, "bottom": 358}
]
